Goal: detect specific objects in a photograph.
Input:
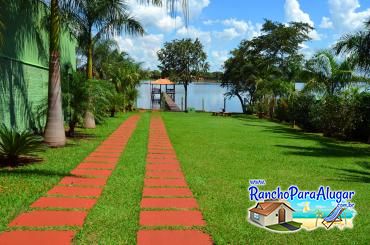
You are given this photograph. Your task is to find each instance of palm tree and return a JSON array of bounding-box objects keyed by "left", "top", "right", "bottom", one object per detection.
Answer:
[
  {"left": 43, "top": 0, "right": 66, "bottom": 147},
  {"left": 145, "top": 0, "right": 189, "bottom": 26},
  {"left": 315, "top": 209, "right": 323, "bottom": 227},
  {"left": 41, "top": 0, "right": 188, "bottom": 146},
  {"left": 64, "top": 0, "right": 144, "bottom": 128},
  {"left": 301, "top": 50, "right": 363, "bottom": 137},
  {"left": 335, "top": 19, "right": 370, "bottom": 73},
  {"left": 301, "top": 50, "right": 358, "bottom": 96}
]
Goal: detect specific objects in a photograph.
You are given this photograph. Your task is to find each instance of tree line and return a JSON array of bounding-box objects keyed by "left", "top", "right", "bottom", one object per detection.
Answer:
[{"left": 222, "top": 19, "right": 370, "bottom": 143}]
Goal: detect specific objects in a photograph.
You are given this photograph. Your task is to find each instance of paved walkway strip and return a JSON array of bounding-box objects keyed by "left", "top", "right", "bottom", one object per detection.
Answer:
[
  {"left": 137, "top": 115, "right": 212, "bottom": 245},
  {"left": 0, "top": 115, "right": 140, "bottom": 245}
]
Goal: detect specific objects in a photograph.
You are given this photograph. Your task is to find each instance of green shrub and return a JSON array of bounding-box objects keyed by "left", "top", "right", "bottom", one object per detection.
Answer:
[
  {"left": 349, "top": 92, "right": 370, "bottom": 142},
  {"left": 275, "top": 98, "right": 290, "bottom": 122},
  {"left": 62, "top": 72, "right": 90, "bottom": 136},
  {"left": 0, "top": 125, "right": 44, "bottom": 166},
  {"left": 289, "top": 93, "right": 320, "bottom": 131}
]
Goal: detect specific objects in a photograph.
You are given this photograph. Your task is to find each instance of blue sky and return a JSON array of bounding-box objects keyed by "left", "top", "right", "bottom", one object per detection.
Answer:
[{"left": 116, "top": 0, "right": 370, "bottom": 71}]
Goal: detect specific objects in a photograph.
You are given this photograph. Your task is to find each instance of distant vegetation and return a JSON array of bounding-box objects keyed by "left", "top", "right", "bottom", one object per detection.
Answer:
[{"left": 221, "top": 19, "right": 370, "bottom": 143}]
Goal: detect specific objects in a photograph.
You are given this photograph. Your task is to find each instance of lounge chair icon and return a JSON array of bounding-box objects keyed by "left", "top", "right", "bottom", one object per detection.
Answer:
[{"left": 322, "top": 205, "right": 346, "bottom": 229}]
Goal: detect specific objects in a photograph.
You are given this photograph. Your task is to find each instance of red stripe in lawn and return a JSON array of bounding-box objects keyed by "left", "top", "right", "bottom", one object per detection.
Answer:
[
  {"left": 141, "top": 198, "right": 198, "bottom": 209},
  {"left": 137, "top": 230, "right": 212, "bottom": 245},
  {"left": 140, "top": 210, "right": 205, "bottom": 226},
  {"left": 59, "top": 176, "right": 107, "bottom": 187},
  {"left": 0, "top": 231, "right": 76, "bottom": 245},
  {"left": 31, "top": 197, "right": 97, "bottom": 209},
  {"left": 9, "top": 211, "right": 87, "bottom": 227}
]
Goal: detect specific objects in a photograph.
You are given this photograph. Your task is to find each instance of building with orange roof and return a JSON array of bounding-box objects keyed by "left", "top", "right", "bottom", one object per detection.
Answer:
[{"left": 249, "top": 200, "right": 295, "bottom": 227}]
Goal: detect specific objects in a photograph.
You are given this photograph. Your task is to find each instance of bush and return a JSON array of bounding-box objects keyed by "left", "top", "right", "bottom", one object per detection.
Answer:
[
  {"left": 289, "top": 93, "right": 320, "bottom": 131},
  {"left": 275, "top": 98, "right": 290, "bottom": 122},
  {"left": 0, "top": 125, "right": 44, "bottom": 166},
  {"left": 62, "top": 72, "right": 90, "bottom": 136},
  {"left": 349, "top": 92, "right": 370, "bottom": 142}
]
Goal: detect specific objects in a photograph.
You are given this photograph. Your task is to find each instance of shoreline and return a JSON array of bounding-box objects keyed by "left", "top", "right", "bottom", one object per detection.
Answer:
[{"left": 294, "top": 218, "right": 353, "bottom": 230}]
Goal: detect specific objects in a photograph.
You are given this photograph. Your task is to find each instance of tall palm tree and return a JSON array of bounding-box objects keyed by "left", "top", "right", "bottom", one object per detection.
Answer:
[
  {"left": 335, "top": 20, "right": 370, "bottom": 72},
  {"left": 44, "top": 0, "right": 66, "bottom": 147},
  {"left": 42, "top": 0, "right": 189, "bottom": 146},
  {"left": 64, "top": 0, "right": 144, "bottom": 128}
]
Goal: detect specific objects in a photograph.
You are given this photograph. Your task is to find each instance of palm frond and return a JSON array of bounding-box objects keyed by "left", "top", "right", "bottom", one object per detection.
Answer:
[{"left": 138, "top": 0, "right": 189, "bottom": 26}]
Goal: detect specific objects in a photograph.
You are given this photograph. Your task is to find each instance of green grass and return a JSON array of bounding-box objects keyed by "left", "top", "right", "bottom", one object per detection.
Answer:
[
  {"left": 161, "top": 112, "right": 370, "bottom": 244},
  {"left": 74, "top": 112, "right": 150, "bottom": 244},
  {"left": 0, "top": 113, "right": 132, "bottom": 233}
]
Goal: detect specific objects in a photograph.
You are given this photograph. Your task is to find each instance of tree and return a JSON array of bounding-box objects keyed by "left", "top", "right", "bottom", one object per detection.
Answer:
[
  {"left": 222, "top": 40, "right": 262, "bottom": 114},
  {"left": 144, "top": 0, "right": 189, "bottom": 26},
  {"left": 301, "top": 50, "right": 363, "bottom": 137},
  {"left": 301, "top": 50, "right": 358, "bottom": 96},
  {"left": 157, "top": 38, "right": 209, "bottom": 112},
  {"left": 315, "top": 209, "right": 323, "bottom": 227},
  {"left": 43, "top": 0, "right": 66, "bottom": 147},
  {"left": 30, "top": 0, "right": 187, "bottom": 147},
  {"left": 222, "top": 20, "right": 311, "bottom": 115},
  {"left": 64, "top": 0, "right": 144, "bottom": 128},
  {"left": 335, "top": 19, "right": 370, "bottom": 72}
]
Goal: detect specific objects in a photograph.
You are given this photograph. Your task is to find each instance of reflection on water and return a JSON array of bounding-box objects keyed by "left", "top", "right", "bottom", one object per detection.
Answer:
[{"left": 137, "top": 81, "right": 244, "bottom": 113}]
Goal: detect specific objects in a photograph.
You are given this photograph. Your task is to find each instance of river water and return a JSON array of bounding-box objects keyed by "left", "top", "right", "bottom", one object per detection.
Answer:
[{"left": 137, "top": 81, "right": 244, "bottom": 113}]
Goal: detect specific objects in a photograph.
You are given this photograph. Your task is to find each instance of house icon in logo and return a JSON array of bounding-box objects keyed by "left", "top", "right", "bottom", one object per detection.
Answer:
[{"left": 249, "top": 199, "right": 295, "bottom": 227}]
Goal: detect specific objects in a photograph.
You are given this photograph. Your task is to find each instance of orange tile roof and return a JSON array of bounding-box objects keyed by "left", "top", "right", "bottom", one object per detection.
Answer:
[
  {"left": 250, "top": 202, "right": 294, "bottom": 216},
  {"left": 151, "top": 79, "right": 175, "bottom": 85}
]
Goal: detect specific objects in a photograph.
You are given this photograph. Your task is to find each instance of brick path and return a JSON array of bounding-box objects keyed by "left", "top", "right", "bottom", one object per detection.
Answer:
[
  {"left": 0, "top": 115, "right": 140, "bottom": 245},
  {"left": 137, "top": 116, "right": 212, "bottom": 245}
]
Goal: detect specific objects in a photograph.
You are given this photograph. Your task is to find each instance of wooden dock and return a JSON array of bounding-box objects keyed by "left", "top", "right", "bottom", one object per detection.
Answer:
[{"left": 162, "top": 93, "right": 181, "bottom": 112}]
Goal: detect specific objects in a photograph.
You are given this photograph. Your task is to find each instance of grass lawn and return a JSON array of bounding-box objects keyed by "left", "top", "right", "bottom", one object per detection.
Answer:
[
  {"left": 75, "top": 112, "right": 149, "bottom": 244},
  {"left": 0, "top": 113, "right": 132, "bottom": 233},
  {"left": 162, "top": 112, "right": 370, "bottom": 244}
]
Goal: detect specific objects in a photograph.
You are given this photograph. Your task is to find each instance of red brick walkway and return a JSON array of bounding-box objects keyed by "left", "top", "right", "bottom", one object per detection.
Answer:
[
  {"left": 137, "top": 116, "right": 212, "bottom": 245},
  {"left": 0, "top": 115, "right": 140, "bottom": 245}
]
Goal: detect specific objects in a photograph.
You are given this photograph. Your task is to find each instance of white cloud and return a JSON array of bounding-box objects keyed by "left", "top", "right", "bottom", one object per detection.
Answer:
[
  {"left": 213, "top": 19, "right": 261, "bottom": 41},
  {"left": 187, "top": 0, "right": 210, "bottom": 18},
  {"left": 320, "top": 16, "right": 334, "bottom": 29},
  {"left": 114, "top": 34, "right": 164, "bottom": 69},
  {"left": 214, "top": 28, "right": 240, "bottom": 40},
  {"left": 328, "top": 0, "right": 370, "bottom": 32},
  {"left": 176, "top": 26, "right": 212, "bottom": 45},
  {"left": 223, "top": 19, "right": 249, "bottom": 33},
  {"left": 128, "top": 0, "right": 183, "bottom": 33},
  {"left": 284, "top": 0, "right": 321, "bottom": 40},
  {"left": 210, "top": 50, "right": 229, "bottom": 70}
]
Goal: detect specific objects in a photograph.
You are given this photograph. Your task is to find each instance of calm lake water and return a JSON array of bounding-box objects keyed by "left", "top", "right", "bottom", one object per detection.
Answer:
[
  {"left": 137, "top": 81, "right": 308, "bottom": 113},
  {"left": 137, "top": 81, "right": 244, "bottom": 113}
]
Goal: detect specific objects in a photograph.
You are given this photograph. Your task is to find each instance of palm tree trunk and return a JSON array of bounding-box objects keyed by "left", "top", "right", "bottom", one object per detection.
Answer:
[
  {"left": 84, "top": 33, "right": 96, "bottom": 128},
  {"left": 87, "top": 35, "right": 93, "bottom": 79},
  {"left": 184, "top": 83, "right": 188, "bottom": 112},
  {"left": 44, "top": 0, "right": 66, "bottom": 147}
]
